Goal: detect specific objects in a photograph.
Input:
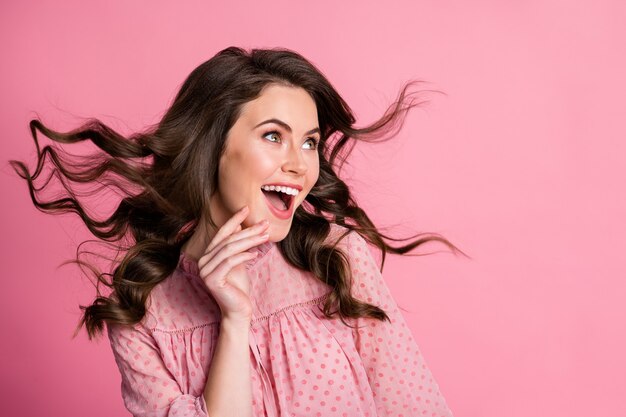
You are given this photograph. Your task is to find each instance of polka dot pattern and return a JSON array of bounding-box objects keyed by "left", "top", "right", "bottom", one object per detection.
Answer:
[{"left": 107, "top": 224, "right": 453, "bottom": 416}]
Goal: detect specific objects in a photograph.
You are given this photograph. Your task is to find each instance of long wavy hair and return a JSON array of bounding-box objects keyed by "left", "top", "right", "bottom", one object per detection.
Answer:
[{"left": 11, "top": 46, "right": 467, "bottom": 340}]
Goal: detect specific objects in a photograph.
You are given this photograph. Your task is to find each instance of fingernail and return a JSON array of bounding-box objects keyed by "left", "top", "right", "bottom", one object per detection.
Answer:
[{"left": 240, "top": 206, "right": 249, "bottom": 213}]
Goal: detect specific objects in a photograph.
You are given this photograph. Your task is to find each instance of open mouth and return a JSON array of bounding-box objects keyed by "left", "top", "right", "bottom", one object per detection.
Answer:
[{"left": 261, "top": 188, "right": 294, "bottom": 211}]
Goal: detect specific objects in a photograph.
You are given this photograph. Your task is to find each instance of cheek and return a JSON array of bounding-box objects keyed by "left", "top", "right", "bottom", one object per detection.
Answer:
[
  {"left": 221, "top": 149, "right": 269, "bottom": 182},
  {"left": 217, "top": 157, "right": 238, "bottom": 192},
  {"left": 307, "top": 156, "right": 320, "bottom": 186},
  {"left": 217, "top": 150, "right": 276, "bottom": 199},
  {"left": 216, "top": 153, "right": 248, "bottom": 208},
  {"left": 245, "top": 149, "right": 277, "bottom": 176}
]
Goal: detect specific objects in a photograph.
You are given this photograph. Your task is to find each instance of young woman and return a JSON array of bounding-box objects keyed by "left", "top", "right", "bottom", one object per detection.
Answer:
[{"left": 12, "top": 46, "right": 463, "bottom": 417}]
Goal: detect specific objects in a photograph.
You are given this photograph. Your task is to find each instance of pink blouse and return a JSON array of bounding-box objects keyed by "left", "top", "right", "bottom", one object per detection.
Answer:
[{"left": 107, "top": 224, "right": 454, "bottom": 417}]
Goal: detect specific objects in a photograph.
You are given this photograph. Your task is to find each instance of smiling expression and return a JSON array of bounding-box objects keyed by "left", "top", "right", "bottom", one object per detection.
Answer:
[{"left": 208, "top": 83, "right": 321, "bottom": 241}]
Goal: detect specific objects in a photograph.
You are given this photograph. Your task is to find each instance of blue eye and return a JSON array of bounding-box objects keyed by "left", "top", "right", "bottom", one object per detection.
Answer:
[
  {"left": 262, "top": 130, "right": 319, "bottom": 150},
  {"left": 263, "top": 131, "right": 281, "bottom": 143},
  {"left": 303, "top": 138, "right": 319, "bottom": 150}
]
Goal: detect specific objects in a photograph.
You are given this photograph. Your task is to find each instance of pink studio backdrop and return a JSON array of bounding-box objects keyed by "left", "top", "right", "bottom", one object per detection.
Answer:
[{"left": 2, "top": 1, "right": 625, "bottom": 416}]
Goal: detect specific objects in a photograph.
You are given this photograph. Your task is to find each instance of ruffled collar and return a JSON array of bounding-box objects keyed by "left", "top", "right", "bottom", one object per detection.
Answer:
[{"left": 178, "top": 240, "right": 276, "bottom": 276}]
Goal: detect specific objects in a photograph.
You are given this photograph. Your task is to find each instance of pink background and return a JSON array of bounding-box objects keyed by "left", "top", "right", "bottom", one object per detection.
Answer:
[{"left": 2, "top": 1, "right": 625, "bottom": 416}]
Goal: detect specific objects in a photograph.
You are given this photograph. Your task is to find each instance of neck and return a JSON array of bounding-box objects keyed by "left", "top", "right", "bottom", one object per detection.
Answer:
[{"left": 181, "top": 214, "right": 218, "bottom": 262}]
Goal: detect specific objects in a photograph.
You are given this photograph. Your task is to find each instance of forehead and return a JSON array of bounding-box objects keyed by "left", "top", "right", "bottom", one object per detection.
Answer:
[{"left": 237, "top": 84, "right": 318, "bottom": 126}]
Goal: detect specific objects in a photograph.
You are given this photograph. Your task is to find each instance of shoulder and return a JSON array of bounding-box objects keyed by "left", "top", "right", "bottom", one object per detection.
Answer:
[
  {"left": 327, "top": 223, "right": 383, "bottom": 269},
  {"left": 327, "top": 223, "right": 369, "bottom": 248},
  {"left": 142, "top": 267, "right": 221, "bottom": 331},
  {"left": 327, "top": 223, "right": 355, "bottom": 244}
]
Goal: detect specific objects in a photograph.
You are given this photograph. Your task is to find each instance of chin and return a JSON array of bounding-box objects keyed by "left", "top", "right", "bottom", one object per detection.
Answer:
[{"left": 269, "top": 223, "right": 292, "bottom": 242}]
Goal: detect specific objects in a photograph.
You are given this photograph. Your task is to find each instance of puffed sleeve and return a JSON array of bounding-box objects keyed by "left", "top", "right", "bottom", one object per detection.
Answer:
[
  {"left": 346, "top": 230, "right": 454, "bottom": 417},
  {"left": 107, "top": 321, "right": 209, "bottom": 417}
]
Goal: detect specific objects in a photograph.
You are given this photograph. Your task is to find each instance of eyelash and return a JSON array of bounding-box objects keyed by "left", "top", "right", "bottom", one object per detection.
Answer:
[{"left": 263, "top": 130, "right": 319, "bottom": 150}]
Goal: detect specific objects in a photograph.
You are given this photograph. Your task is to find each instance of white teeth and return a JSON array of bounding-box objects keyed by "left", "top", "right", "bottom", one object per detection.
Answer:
[{"left": 261, "top": 185, "right": 300, "bottom": 196}]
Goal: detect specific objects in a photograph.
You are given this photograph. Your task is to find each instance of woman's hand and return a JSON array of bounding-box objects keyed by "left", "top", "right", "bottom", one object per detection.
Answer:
[{"left": 197, "top": 206, "right": 269, "bottom": 323}]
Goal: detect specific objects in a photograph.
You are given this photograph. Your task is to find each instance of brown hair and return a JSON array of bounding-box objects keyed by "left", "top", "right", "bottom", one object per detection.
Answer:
[{"left": 10, "top": 46, "right": 468, "bottom": 340}]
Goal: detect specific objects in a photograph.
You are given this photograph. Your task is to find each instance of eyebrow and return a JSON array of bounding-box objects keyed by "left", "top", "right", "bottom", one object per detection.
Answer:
[{"left": 254, "top": 118, "right": 320, "bottom": 136}]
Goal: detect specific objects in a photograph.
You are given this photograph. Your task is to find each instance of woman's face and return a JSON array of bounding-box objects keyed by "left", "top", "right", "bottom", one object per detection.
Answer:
[{"left": 208, "top": 83, "right": 321, "bottom": 242}]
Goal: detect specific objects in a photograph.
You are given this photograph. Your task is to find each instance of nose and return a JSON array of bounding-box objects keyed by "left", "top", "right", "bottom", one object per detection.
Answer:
[{"left": 282, "top": 145, "right": 307, "bottom": 175}]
